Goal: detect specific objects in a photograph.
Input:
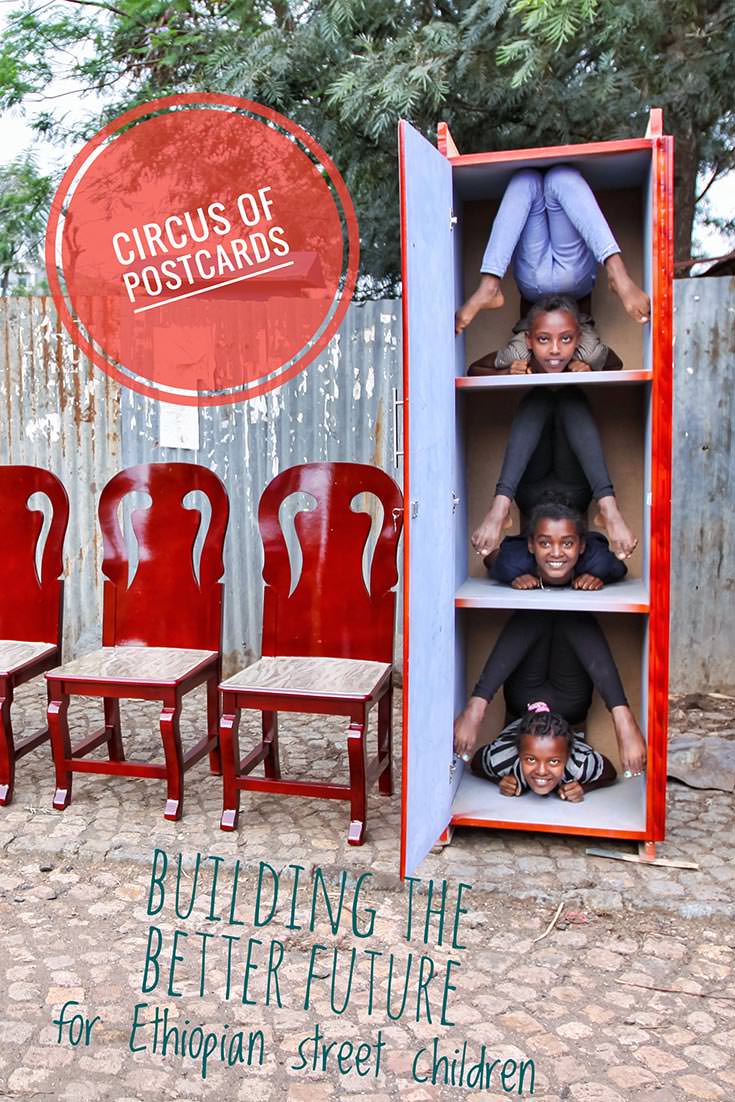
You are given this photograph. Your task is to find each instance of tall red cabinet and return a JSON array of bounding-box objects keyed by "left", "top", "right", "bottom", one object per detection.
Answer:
[{"left": 398, "top": 111, "right": 673, "bottom": 878}]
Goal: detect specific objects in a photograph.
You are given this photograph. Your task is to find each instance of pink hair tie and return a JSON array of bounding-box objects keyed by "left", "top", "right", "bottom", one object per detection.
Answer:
[{"left": 527, "top": 701, "right": 550, "bottom": 714}]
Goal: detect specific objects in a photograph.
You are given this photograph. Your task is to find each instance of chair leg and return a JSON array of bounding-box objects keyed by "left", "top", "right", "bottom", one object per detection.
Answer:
[
  {"left": 219, "top": 708, "right": 241, "bottom": 832},
  {"left": 0, "top": 694, "right": 15, "bottom": 806},
  {"left": 207, "top": 678, "right": 221, "bottom": 775},
  {"left": 262, "top": 711, "right": 281, "bottom": 780},
  {"left": 104, "top": 698, "right": 124, "bottom": 762},
  {"left": 160, "top": 704, "right": 184, "bottom": 821},
  {"left": 346, "top": 714, "right": 367, "bottom": 846},
  {"left": 377, "top": 683, "right": 393, "bottom": 797},
  {"left": 48, "top": 691, "right": 72, "bottom": 810}
]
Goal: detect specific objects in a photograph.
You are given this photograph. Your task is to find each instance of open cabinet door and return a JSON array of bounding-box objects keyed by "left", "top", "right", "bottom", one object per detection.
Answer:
[
  {"left": 398, "top": 121, "right": 457, "bottom": 877},
  {"left": 646, "top": 128, "right": 674, "bottom": 841}
]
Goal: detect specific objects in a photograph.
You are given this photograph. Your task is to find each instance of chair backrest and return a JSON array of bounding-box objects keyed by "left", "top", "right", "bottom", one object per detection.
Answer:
[
  {"left": 259, "top": 462, "right": 403, "bottom": 663},
  {"left": 0, "top": 466, "right": 69, "bottom": 645},
  {"left": 99, "top": 463, "right": 228, "bottom": 651}
]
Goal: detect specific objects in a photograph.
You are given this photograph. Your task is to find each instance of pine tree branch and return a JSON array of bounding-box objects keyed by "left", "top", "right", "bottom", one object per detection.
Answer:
[{"left": 695, "top": 164, "right": 721, "bottom": 205}]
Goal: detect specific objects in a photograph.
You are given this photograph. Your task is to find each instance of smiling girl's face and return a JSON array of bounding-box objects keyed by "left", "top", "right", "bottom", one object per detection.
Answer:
[
  {"left": 525, "top": 308, "right": 581, "bottom": 372},
  {"left": 518, "top": 732, "right": 569, "bottom": 794},
  {"left": 528, "top": 516, "right": 585, "bottom": 586}
]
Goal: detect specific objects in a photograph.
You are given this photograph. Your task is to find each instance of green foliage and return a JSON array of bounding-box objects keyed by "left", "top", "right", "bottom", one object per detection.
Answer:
[
  {"left": 196, "top": 0, "right": 735, "bottom": 279},
  {"left": 497, "top": 0, "right": 599, "bottom": 86},
  {"left": 510, "top": 0, "right": 598, "bottom": 48},
  {"left": 0, "top": 153, "right": 53, "bottom": 293},
  {"left": 0, "top": 1, "right": 270, "bottom": 131},
  {"left": 1, "top": 0, "right": 733, "bottom": 290}
]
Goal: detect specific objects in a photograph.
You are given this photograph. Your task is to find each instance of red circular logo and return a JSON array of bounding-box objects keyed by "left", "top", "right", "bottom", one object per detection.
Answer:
[{"left": 46, "top": 94, "right": 359, "bottom": 406}]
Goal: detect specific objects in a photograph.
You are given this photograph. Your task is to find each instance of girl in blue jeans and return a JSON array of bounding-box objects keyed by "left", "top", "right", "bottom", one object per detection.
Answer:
[{"left": 455, "top": 165, "right": 650, "bottom": 334}]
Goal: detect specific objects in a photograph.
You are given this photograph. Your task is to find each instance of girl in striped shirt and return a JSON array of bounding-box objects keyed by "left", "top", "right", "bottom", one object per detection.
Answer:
[
  {"left": 478, "top": 701, "right": 617, "bottom": 802},
  {"left": 453, "top": 610, "right": 646, "bottom": 782}
]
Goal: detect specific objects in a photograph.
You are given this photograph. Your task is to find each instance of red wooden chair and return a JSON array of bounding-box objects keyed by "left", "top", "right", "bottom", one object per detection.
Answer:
[
  {"left": 46, "top": 463, "right": 228, "bottom": 820},
  {"left": 218, "top": 462, "right": 403, "bottom": 845},
  {"left": 0, "top": 466, "right": 69, "bottom": 806}
]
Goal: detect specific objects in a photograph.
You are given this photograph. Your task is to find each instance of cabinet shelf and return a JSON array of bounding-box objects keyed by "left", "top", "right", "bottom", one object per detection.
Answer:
[
  {"left": 455, "top": 576, "right": 649, "bottom": 613},
  {"left": 456, "top": 369, "right": 652, "bottom": 390}
]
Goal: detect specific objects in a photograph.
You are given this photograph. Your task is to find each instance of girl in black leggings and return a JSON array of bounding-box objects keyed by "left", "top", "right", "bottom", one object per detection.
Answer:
[
  {"left": 453, "top": 610, "right": 646, "bottom": 778},
  {"left": 472, "top": 387, "right": 637, "bottom": 561}
]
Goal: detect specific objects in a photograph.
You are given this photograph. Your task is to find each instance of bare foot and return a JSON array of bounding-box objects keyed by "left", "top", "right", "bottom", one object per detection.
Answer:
[
  {"left": 453, "top": 697, "right": 487, "bottom": 759},
  {"left": 611, "top": 705, "right": 647, "bottom": 775},
  {"left": 605, "top": 254, "right": 650, "bottom": 323},
  {"left": 471, "top": 495, "right": 513, "bottom": 557},
  {"left": 595, "top": 496, "right": 638, "bottom": 560},
  {"left": 455, "top": 274, "right": 505, "bottom": 334}
]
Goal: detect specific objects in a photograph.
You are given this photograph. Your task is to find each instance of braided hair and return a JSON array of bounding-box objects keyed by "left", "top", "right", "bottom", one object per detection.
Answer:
[{"left": 514, "top": 703, "right": 575, "bottom": 751}]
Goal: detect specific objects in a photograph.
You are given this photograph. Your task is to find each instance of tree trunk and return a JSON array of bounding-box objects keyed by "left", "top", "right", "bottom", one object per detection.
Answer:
[{"left": 673, "top": 126, "right": 699, "bottom": 267}]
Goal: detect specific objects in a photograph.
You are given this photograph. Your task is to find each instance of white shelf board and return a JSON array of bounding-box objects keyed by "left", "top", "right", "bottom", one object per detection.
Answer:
[
  {"left": 455, "top": 576, "right": 649, "bottom": 613},
  {"left": 456, "top": 369, "right": 652, "bottom": 390},
  {"left": 451, "top": 770, "right": 646, "bottom": 833}
]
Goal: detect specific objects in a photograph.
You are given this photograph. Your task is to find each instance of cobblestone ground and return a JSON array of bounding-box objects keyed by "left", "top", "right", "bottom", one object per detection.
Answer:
[{"left": 0, "top": 684, "right": 733, "bottom": 1100}]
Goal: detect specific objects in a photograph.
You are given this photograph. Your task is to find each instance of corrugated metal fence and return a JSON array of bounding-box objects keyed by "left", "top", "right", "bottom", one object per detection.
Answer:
[
  {"left": 671, "top": 277, "right": 735, "bottom": 693},
  {"left": 1, "top": 281, "right": 733, "bottom": 691},
  {"left": 0, "top": 296, "right": 403, "bottom": 672}
]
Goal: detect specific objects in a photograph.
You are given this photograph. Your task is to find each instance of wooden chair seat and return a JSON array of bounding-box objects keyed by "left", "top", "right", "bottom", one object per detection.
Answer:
[
  {"left": 0, "top": 638, "right": 60, "bottom": 807},
  {"left": 221, "top": 656, "right": 391, "bottom": 699},
  {"left": 0, "top": 640, "right": 57, "bottom": 677},
  {"left": 48, "top": 646, "right": 217, "bottom": 686},
  {"left": 219, "top": 462, "right": 403, "bottom": 845}
]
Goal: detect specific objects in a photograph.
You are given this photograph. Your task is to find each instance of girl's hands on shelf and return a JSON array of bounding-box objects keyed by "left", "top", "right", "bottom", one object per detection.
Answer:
[
  {"left": 499, "top": 775, "right": 521, "bottom": 797},
  {"left": 511, "top": 574, "right": 541, "bottom": 590},
  {"left": 572, "top": 573, "right": 604, "bottom": 590},
  {"left": 558, "top": 780, "right": 584, "bottom": 802}
]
